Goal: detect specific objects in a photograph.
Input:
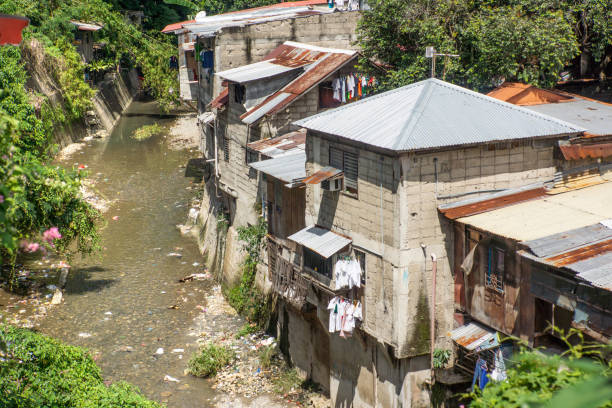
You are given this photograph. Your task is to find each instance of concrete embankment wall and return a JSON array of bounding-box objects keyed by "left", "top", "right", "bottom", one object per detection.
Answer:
[{"left": 22, "top": 38, "right": 139, "bottom": 148}]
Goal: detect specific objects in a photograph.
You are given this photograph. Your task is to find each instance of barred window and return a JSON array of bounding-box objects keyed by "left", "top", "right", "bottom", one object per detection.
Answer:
[
  {"left": 329, "top": 147, "right": 358, "bottom": 194},
  {"left": 486, "top": 245, "right": 505, "bottom": 293}
]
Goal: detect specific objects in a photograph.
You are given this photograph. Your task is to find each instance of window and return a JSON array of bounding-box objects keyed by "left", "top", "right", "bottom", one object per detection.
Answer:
[
  {"left": 487, "top": 245, "right": 505, "bottom": 292},
  {"left": 303, "top": 248, "right": 333, "bottom": 278},
  {"left": 222, "top": 136, "right": 230, "bottom": 161},
  {"left": 234, "top": 84, "right": 245, "bottom": 104},
  {"left": 354, "top": 249, "right": 366, "bottom": 285},
  {"left": 246, "top": 149, "right": 259, "bottom": 164},
  {"left": 329, "top": 147, "right": 358, "bottom": 194}
]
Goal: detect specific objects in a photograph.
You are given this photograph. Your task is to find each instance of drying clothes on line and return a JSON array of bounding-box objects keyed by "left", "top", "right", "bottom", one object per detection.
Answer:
[
  {"left": 330, "top": 74, "right": 378, "bottom": 103},
  {"left": 332, "top": 78, "right": 342, "bottom": 102},
  {"left": 200, "top": 50, "right": 213, "bottom": 69},
  {"left": 333, "top": 259, "right": 361, "bottom": 290},
  {"left": 327, "top": 297, "right": 362, "bottom": 336},
  {"left": 490, "top": 348, "right": 507, "bottom": 382},
  {"left": 471, "top": 358, "right": 490, "bottom": 391}
]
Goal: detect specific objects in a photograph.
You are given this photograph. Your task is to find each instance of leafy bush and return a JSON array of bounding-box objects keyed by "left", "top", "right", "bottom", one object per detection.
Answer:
[
  {"left": 131, "top": 124, "right": 164, "bottom": 141},
  {"left": 433, "top": 348, "right": 451, "bottom": 368},
  {"left": 0, "top": 325, "right": 163, "bottom": 408},
  {"left": 188, "top": 343, "right": 235, "bottom": 378}
]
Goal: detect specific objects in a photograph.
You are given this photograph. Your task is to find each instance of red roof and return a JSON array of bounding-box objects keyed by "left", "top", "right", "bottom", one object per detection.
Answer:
[
  {"left": 487, "top": 82, "right": 573, "bottom": 106},
  {"left": 161, "top": 0, "right": 327, "bottom": 33},
  {"left": 0, "top": 14, "right": 29, "bottom": 45},
  {"left": 161, "top": 19, "right": 195, "bottom": 34},
  {"left": 209, "top": 87, "right": 229, "bottom": 109}
]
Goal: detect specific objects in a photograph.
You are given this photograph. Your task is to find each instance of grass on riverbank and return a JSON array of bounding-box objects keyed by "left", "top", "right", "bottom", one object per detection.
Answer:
[
  {"left": 131, "top": 124, "right": 164, "bottom": 141},
  {"left": 0, "top": 325, "right": 162, "bottom": 408},
  {"left": 188, "top": 343, "right": 235, "bottom": 378}
]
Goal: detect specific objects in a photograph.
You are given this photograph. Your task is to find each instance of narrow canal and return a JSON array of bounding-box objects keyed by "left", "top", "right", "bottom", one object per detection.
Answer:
[{"left": 38, "top": 100, "right": 218, "bottom": 407}]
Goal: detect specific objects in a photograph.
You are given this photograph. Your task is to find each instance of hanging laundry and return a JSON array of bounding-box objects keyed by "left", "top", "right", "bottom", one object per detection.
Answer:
[
  {"left": 333, "top": 259, "right": 362, "bottom": 290},
  {"left": 327, "top": 296, "right": 362, "bottom": 335},
  {"left": 332, "top": 77, "right": 342, "bottom": 102},
  {"left": 341, "top": 77, "right": 346, "bottom": 103},
  {"left": 471, "top": 359, "right": 489, "bottom": 391},
  {"left": 490, "top": 348, "right": 507, "bottom": 382},
  {"left": 200, "top": 50, "right": 213, "bottom": 69}
]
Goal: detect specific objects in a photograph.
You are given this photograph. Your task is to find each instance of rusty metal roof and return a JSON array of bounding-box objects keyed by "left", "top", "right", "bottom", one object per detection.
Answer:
[
  {"left": 522, "top": 222, "right": 612, "bottom": 291},
  {"left": 209, "top": 87, "right": 229, "bottom": 109},
  {"left": 288, "top": 225, "right": 352, "bottom": 258},
  {"left": 240, "top": 42, "right": 358, "bottom": 124},
  {"left": 448, "top": 321, "right": 499, "bottom": 351},
  {"left": 487, "top": 82, "right": 573, "bottom": 106},
  {"left": 302, "top": 166, "right": 343, "bottom": 184},
  {"left": 559, "top": 138, "right": 612, "bottom": 160},
  {"left": 247, "top": 130, "right": 305, "bottom": 158},
  {"left": 161, "top": 19, "right": 195, "bottom": 33}
]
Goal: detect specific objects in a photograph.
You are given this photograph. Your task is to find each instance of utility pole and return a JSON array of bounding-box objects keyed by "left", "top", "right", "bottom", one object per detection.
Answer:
[{"left": 425, "top": 46, "right": 459, "bottom": 78}]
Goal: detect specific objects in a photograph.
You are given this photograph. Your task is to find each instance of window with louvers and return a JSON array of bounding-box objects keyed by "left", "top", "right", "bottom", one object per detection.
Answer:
[
  {"left": 329, "top": 147, "right": 358, "bottom": 194},
  {"left": 223, "top": 137, "right": 230, "bottom": 161}
]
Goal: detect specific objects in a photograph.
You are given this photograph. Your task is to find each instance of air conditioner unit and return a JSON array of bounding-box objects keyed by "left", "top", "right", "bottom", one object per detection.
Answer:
[{"left": 322, "top": 177, "right": 342, "bottom": 191}]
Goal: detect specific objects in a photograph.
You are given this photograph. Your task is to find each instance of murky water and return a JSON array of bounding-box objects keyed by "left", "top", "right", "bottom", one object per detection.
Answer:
[{"left": 38, "top": 100, "right": 217, "bottom": 407}]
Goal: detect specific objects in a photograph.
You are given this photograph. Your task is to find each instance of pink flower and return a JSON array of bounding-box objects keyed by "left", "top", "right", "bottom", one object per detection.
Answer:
[
  {"left": 0, "top": 195, "right": 4, "bottom": 203},
  {"left": 21, "top": 241, "right": 40, "bottom": 253},
  {"left": 42, "top": 227, "right": 62, "bottom": 243}
]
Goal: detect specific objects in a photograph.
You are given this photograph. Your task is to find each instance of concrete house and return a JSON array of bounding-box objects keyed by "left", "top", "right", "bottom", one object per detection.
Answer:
[
  {"left": 161, "top": 0, "right": 362, "bottom": 104},
  {"left": 267, "top": 78, "right": 586, "bottom": 407}
]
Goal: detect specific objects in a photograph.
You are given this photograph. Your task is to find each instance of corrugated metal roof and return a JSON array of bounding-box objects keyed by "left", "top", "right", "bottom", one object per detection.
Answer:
[
  {"left": 238, "top": 42, "right": 357, "bottom": 124},
  {"left": 249, "top": 151, "right": 306, "bottom": 184},
  {"left": 524, "top": 223, "right": 612, "bottom": 258},
  {"left": 455, "top": 181, "right": 612, "bottom": 242},
  {"left": 302, "top": 166, "right": 342, "bottom": 184},
  {"left": 247, "top": 130, "right": 305, "bottom": 158},
  {"left": 161, "top": 19, "right": 195, "bottom": 33},
  {"left": 70, "top": 20, "right": 103, "bottom": 31},
  {"left": 571, "top": 252, "right": 612, "bottom": 290},
  {"left": 448, "top": 322, "right": 499, "bottom": 351},
  {"left": 209, "top": 87, "right": 229, "bottom": 109},
  {"left": 288, "top": 225, "right": 352, "bottom": 258},
  {"left": 293, "top": 78, "right": 584, "bottom": 152},
  {"left": 487, "top": 82, "right": 573, "bottom": 106},
  {"left": 527, "top": 98, "right": 612, "bottom": 137},
  {"left": 217, "top": 61, "right": 306, "bottom": 83},
  {"left": 559, "top": 139, "right": 612, "bottom": 160}
]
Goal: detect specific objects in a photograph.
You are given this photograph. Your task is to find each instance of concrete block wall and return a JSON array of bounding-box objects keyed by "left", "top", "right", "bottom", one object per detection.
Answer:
[
  {"left": 395, "top": 140, "right": 558, "bottom": 358},
  {"left": 211, "top": 11, "right": 361, "bottom": 98}
]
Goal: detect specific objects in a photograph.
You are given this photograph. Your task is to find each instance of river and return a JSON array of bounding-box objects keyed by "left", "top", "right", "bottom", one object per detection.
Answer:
[{"left": 37, "top": 100, "right": 218, "bottom": 407}]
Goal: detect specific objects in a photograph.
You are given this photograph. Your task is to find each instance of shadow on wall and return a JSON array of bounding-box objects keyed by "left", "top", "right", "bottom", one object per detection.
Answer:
[{"left": 316, "top": 189, "right": 339, "bottom": 229}]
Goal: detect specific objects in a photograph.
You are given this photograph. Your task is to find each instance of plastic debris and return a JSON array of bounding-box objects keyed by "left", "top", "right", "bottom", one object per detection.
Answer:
[
  {"left": 167, "top": 252, "right": 182, "bottom": 258},
  {"left": 78, "top": 332, "right": 92, "bottom": 338},
  {"left": 164, "top": 375, "right": 180, "bottom": 383},
  {"left": 171, "top": 348, "right": 184, "bottom": 353},
  {"left": 155, "top": 347, "right": 164, "bottom": 355}
]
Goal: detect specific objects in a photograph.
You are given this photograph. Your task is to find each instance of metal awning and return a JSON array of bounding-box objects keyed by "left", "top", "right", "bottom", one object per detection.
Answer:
[
  {"left": 302, "top": 166, "right": 342, "bottom": 185},
  {"left": 249, "top": 151, "right": 306, "bottom": 185},
  {"left": 448, "top": 322, "right": 499, "bottom": 351},
  {"left": 288, "top": 225, "right": 351, "bottom": 258}
]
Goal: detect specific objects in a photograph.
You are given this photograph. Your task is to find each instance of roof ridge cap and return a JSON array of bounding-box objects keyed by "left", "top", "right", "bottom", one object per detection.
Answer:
[{"left": 394, "top": 80, "right": 436, "bottom": 150}]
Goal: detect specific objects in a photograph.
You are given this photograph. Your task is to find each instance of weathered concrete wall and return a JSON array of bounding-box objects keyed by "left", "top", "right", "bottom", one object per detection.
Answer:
[
  {"left": 395, "top": 140, "right": 558, "bottom": 358},
  {"left": 92, "top": 70, "right": 139, "bottom": 136},
  {"left": 211, "top": 11, "right": 361, "bottom": 99}
]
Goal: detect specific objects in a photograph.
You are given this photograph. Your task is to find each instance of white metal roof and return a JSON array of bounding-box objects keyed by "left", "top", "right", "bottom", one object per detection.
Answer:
[
  {"left": 526, "top": 98, "right": 612, "bottom": 136},
  {"left": 294, "top": 78, "right": 584, "bottom": 152},
  {"left": 288, "top": 225, "right": 352, "bottom": 258},
  {"left": 216, "top": 62, "right": 303, "bottom": 84},
  {"left": 249, "top": 151, "right": 306, "bottom": 184},
  {"left": 457, "top": 181, "right": 612, "bottom": 242}
]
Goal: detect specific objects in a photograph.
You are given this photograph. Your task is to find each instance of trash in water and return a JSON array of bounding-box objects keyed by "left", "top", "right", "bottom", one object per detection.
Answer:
[
  {"left": 179, "top": 273, "right": 210, "bottom": 282},
  {"left": 167, "top": 252, "right": 182, "bottom": 258},
  {"left": 46, "top": 284, "right": 58, "bottom": 291},
  {"left": 78, "top": 332, "right": 92, "bottom": 338},
  {"left": 192, "top": 262, "right": 200, "bottom": 267},
  {"left": 164, "top": 375, "right": 180, "bottom": 383},
  {"left": 155, "top": 347, "right": 164, "bottom": 355},
  {"left": 51, "top": 289, "right": 63, "bottom": 305},
  {"left": 112, "top": 216, "right": 119, "bottom": 221},
  {"left": 104, "top": 311, "right": 112, "bottom": 315},
  {"left": 171, "top": 348, "right": 184, "bottom": 353}
]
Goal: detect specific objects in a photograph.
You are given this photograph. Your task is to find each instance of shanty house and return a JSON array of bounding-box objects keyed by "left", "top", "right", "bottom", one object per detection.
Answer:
[
  {"left": 70, "top": 21, "right": 102, "bottom": 63},
  {"left": 273, "top": 78, "right": 585, "bottom": 407},
  {"left": 440, "top": 170, "right": 611, "bottom": 355}
]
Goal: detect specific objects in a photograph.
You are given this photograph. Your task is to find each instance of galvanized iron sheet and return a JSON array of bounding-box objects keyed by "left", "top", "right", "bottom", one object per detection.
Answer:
[
  {"left": 527, "top": 98, "right": 612, "bottom": 137},
  {"left": 287, "top": 225, "right": 351, "bottom": 258},
  {"left": 302, "top": 166, "right": 342, "bottom": 184},
  {"left": 294, "top": 78, "right": 584, "bottom": 152},
  {"left": 249, "top": 151, "right": 306, "bottom": 183},
  {"left": 448, "top": 322, "right": 499, "bottom": 351}
]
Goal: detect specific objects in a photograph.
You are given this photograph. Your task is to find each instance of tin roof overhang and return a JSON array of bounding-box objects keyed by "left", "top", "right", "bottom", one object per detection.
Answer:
[
  {"left": 249, "top": 151, "right": 306, "bottom": 184},
  {"left": 302, "top": 166, "right": 343, "bottom": 184},
  {"left": 288, "top": 225, "right": 352, "bottom": 258},
  {"left": 448, "top": 321, "right": 499, "bottom": 351}
]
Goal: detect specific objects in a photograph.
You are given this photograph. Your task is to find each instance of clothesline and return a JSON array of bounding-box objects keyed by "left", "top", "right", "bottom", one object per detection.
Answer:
[{"left": 331, "top": 74, "right": 378, "bottom": 105}]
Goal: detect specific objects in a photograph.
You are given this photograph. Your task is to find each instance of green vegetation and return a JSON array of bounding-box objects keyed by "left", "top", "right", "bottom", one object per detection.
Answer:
[
  {"left": 258, "top": 344, "right": 277, "bottom": 370},
  {"left": 235, "top": 322, "right": 259, "bottom": 339},
  {"left": 225, "top": 218, "right": 272, "bottom": 326},
  {"left": 357, "top": 0, "right": 612, "bottom": 91},
  {"left": 188, "top": 343, "right": 235, "bottom": 378},
  {"left": 131, "top": 123, "right": 164, "bottom": 141},
  {"left": 466, "top": 328, "right": 612, "bottom": 408},
  {"left": 0, "top": 325, "right": 163, "bottom": 408},
  {"left": 433, "top": 348, "right": 451, "bottom": 369},
  {"left": 272, "top": 367, "right": 303, "bottom": 395}
]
